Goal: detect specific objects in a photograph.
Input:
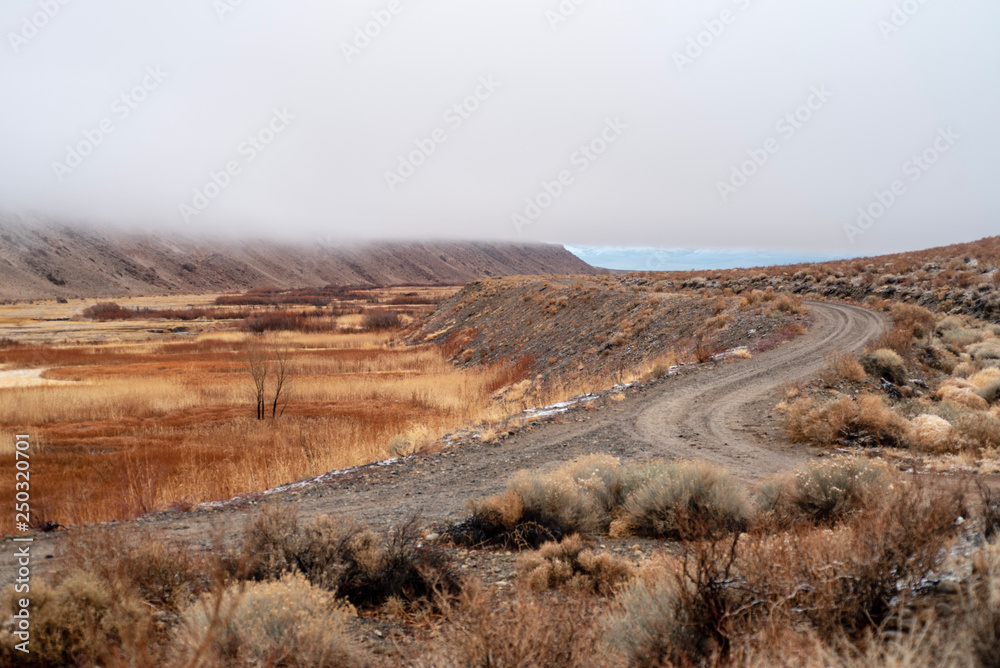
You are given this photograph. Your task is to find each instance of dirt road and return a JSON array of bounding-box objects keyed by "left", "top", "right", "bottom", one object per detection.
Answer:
[{"left": 2, "top": 301, "right": 885, "bottom": 571}]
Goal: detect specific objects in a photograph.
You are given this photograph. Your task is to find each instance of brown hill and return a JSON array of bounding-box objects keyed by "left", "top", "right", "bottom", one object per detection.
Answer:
[{"left": 0, "top": 218, "right": 598, "bottom": 300}]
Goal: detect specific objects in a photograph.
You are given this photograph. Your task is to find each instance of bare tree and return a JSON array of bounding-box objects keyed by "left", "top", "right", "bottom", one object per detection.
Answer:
[
  {"left": 244, "top": 333, "right": 293, "bottom": 420},
  {"left": 270, "top": 336, "right": 293, "bottom": 419},
  {"left": 244, "top": 336, "right": 270, "bottom": 420}
]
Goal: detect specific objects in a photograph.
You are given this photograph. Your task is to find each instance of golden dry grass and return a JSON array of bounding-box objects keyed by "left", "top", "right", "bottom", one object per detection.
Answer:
[{"left": 0, "top": 322, "right": 544, "bottom": 525}]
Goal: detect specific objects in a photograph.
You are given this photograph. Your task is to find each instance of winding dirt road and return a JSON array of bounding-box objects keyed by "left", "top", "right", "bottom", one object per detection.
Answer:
[{"left": 2, "top": 301, "right": 886, "bottom": 571}]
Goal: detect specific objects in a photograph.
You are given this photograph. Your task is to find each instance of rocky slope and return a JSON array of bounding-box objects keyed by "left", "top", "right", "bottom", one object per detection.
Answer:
[
  {"left": 658, "top": 236, "right": 1000, "bottom": 322},
  {"left": 0, "top": 217, "right": 598, "bottom": 300}
]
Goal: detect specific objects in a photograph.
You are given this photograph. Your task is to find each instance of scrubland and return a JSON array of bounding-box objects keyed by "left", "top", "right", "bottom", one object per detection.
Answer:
[
  {"left": 775, "top": 301, "right": 1000, "bottom": 471},
  {"left": 5, "top": 454, "right": 999, "bottom": 667}
]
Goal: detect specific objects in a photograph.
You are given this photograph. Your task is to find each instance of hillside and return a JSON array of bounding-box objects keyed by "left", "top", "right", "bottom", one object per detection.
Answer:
[
  {"left": 0, "top": 217, "right": 598, "bottom": 300},
  {"left": 657, "top": 236, "right": 1000, "bottom": 321}
]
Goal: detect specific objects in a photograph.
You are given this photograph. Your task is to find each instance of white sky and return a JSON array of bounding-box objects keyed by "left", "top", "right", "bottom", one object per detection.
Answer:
[{"left": 1, "top": 0, "right": 997, "bottom": 255}]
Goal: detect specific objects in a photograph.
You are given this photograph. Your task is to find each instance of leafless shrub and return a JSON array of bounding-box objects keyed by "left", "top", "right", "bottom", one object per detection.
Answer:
[
  {"left": 406, "top": 582, "right": 614, "bottom": 668},
  {"left": 516, "top": 535, "right": 634, "bottom": 595},
  {"left": 230, "top": 504, "right": 458, "bottom": 609}
]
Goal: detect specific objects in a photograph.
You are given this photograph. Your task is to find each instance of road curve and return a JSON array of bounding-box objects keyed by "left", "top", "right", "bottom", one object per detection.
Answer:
[
  {"left": 629, "top": 301, "right": 886, "bottom": 478},
  {"left": 1, "top": 301, "right": 886, "bottom": 573}
]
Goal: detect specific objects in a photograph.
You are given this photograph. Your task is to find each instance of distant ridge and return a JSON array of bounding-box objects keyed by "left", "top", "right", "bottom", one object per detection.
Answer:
[{"left": 0, "top": 218, "right": 599, "bottom": 300}]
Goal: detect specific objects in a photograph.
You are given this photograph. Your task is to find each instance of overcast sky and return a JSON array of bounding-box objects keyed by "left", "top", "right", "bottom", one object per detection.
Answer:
[{"left": 1, "top": 0, "right": 997, "bottom": 255}]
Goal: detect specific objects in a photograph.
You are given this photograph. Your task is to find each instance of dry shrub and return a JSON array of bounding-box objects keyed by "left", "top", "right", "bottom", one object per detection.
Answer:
[
  {"left": 362, "top": 309, "right": 401, "bottom": 331},
  {"left": 0, "top": 572, "right": 155, "bottom": 667},
  {"left": 938, "top": 315, "right": 966, "bottom": 332},
  {"left": 956, "top": 410, "right": 1000, "bottom": 450},
  {"left": 909, "top": 413, "right": 956, "bottom": 453},
  {"left": 62, "top": 527, "right": 211, "bottom": 612},
  {"left": 973, "top": 369, "right": 1000, "bottom": 404},
  {"left": 822, "top": 350, "right": 866, "bottom": 383},
  {"left": 694, "top": 339, "right": 722, "bottom": 363},
  {"left": 516, "top": 535, "right": 633, "bottom": 595},
  {"left": 970, "top": 340, "right": 1000, "bottom": 361},
  {"left": 936, "top": 379, "right": 991, "bottom": 411},
  {"left": 953, "top": 361, "right": 978, "bottom": 378},
  {"left": 172, "top": 573, "right": 366, "bottom": 668},
  {"left": 408, "top": 582, "right": 613, "bottom": 668},
  {"left": 82, "top": 302, "right": 133, "bottom": 321},
  {"left": 772, "top": 294, "right": 808, "bottom": 314},
  {"left": 890, "top": 303, "right": 936, "bottom": 339},
  {"left": 969, "top": 539, "right": 1000, "bottom": 663},
  {"left": 607, "top": 482, "right": 963, "bottom": 666},
  {"left": 452, "top": 455, "right": 622, "bottom": 548},
  {"left": 970, "top": 367, "right": 1000, "bottom": 390},
  {"left": 942, "top": 327, "right": 986, "bottom": 349},
  {"left": 867, "top": 326, "right": 916, "bottom": 357},
  {"left": 755, "top": 457, "right": 894, "bottom": 526},
  {"left": 860, "top": 348, "right": 907, "bottom": 385},
  {"left": 783, "top": 394, "right": 911, "bottom": 448},
  {"left": 231, "top": 505, "right": 458, "bottom": 609},
  {"left": 621, "top": 460, "right": 751, "bottom": 540}
]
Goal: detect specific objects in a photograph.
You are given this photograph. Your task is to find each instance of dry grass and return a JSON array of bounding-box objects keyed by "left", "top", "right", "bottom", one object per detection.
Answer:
[{"left": 0, "top": 330, "right": 541, "bottom": 524}]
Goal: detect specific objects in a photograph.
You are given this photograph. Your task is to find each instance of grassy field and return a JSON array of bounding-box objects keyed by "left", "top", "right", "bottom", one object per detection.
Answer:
[{"left": 0, "top": 287, "right": 554, "bottom": 525}]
